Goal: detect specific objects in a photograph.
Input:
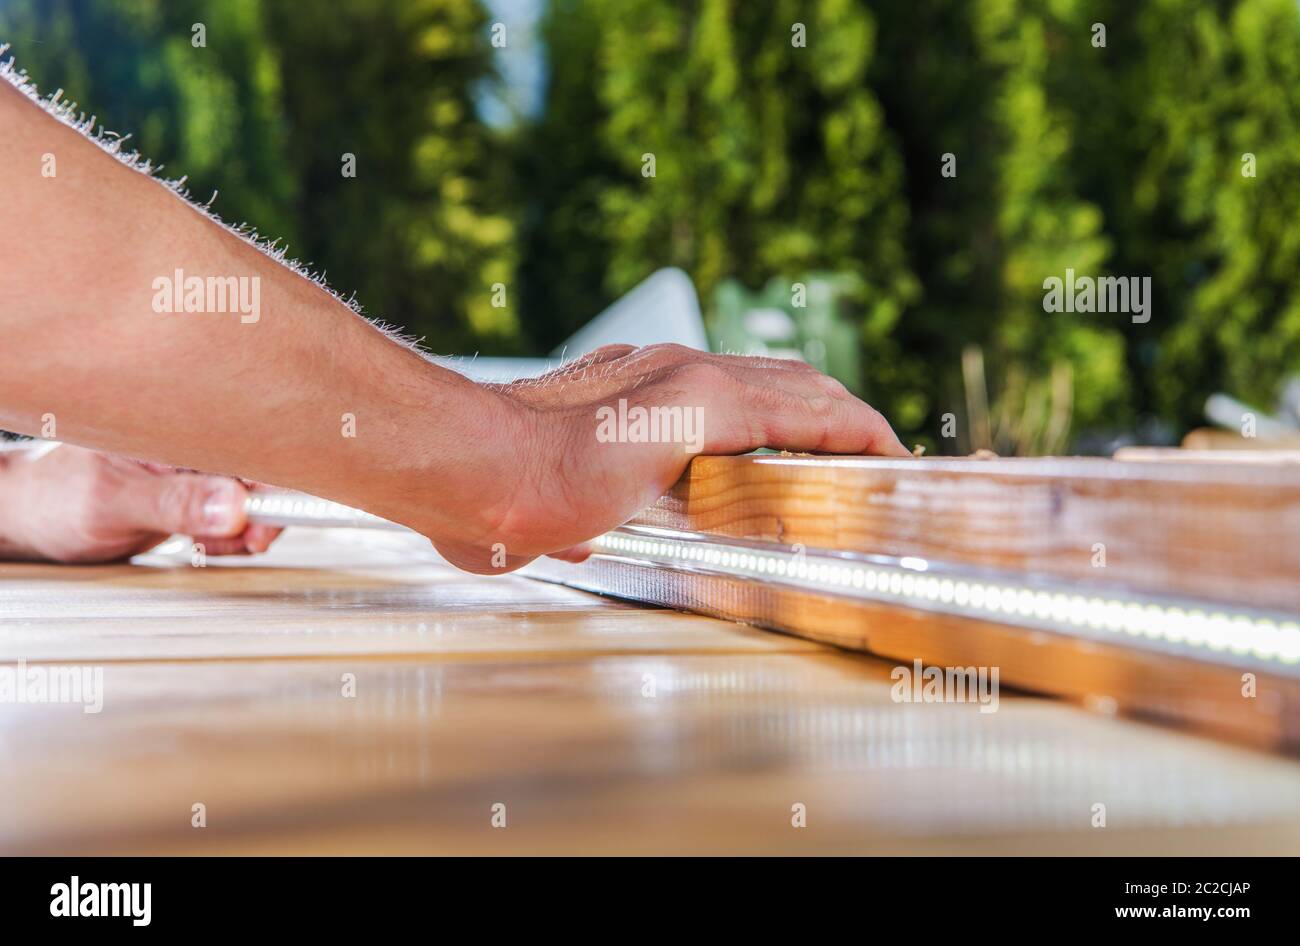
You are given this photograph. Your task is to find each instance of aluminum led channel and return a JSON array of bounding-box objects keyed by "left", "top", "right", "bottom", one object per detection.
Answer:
[
  {"left": 239, "top": 489, "right": 1300, "bottom": 673},
  {"left": 590, "top": 527, "right": 1300, "bottom": 674}
]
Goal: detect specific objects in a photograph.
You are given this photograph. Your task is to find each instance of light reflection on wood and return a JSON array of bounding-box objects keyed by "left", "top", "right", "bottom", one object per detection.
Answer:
[{"left": 0, "top": 530, "right": 1297, "bottom": 854}]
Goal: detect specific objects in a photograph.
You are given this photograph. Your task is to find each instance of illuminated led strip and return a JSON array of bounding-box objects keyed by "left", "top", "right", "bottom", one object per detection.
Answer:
[
  {"left": 590, "top": 527, "right": 1300, "bottom": 673},
  {"left": 238, "top": 490, "right": 1300, "bottom": 673},
  {"left": 244, "top": 492, "right": 406, "bottom": 531}
]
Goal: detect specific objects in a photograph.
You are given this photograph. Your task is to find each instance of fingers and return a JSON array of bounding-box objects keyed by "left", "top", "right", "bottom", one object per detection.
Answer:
[
  {"left": 241, "top": 522, "right": 282, "bottom": 553},
  {"left": 503, "top": 343, "right": 905, "bottom": 454},
  {"left": 116, "top": 472, "right": 250, "bottom": 538},
  {"left": 735, "top": 378, "right": 911, "bottom": 456},
  {"left": 533, "top": 344, "right": 909, "bottom": 457},
  {"left": 153, "top": 523, "right": 280, "bottom": 560},
  {"left": 188, "top": 535, "right": 257, "bottom": 557},
  {"left": 649, "top": 360, "right": 910, "bottom": 458},
  {"left": 122, "top": 473, "right": 286, "bottom": 552}
]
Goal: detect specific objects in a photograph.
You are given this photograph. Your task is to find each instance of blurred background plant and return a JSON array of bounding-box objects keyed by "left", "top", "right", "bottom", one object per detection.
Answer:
[{"left": 3, "top": 0, "right": 1299, "bottom": 453}]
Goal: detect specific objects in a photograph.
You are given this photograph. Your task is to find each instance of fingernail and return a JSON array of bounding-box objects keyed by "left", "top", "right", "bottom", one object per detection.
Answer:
[{"left": 202, "top": 484, "right": 242, "bottom": 533}]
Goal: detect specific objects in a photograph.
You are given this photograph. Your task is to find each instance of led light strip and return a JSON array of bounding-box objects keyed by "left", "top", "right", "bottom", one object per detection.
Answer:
[
  {"left": 239, "top": 489, "right": 1300, "bottom": 673},
  {"left": 244, "top": 492, "right": 407, "bottom": 531},
  {"left": 589, "top": 527, "right": 1300, "bottom": 673}
]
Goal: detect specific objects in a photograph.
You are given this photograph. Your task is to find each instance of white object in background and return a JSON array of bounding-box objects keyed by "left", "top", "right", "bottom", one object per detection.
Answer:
[
  {"left": 742, "top": 307, "right": 796, "bottom": 343},
  {"left": 441, "top": 355, "right": 563, "bottom": 384},
  {"left": 1205, "top": 393, "right": 1293, "bottom": 439},
  {"left": 556, "top": 267, "right": 707, "bottom": 357},
  {"left": 446, "top": 267, "right": 707, "bottom": 383},
  {"left": 0, "top": 439, "right": 62, "bottom": 458}
]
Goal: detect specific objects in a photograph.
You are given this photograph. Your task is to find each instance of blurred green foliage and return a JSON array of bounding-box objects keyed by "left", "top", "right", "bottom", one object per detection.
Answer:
[
  {"left": 0, "top": 0, "right": 518, "bottom": 352},
  {"left": 3, "top": 0, "right": 1299, "bottom": 447}
]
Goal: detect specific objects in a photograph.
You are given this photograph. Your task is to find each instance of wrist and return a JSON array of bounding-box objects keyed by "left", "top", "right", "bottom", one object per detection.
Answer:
[{"left": 356, "top": 362, "right": 538, "bottom": 550}]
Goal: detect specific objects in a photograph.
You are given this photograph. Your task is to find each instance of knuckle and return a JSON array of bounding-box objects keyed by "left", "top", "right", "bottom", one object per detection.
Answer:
[
  {"left": 861, "top": 401, "right": 888, "bottom": 425},
  {"left": 590, "top": 343, "right": 635, "bottom": 359},
  {"left": 744, "top": 381, "right": 791, "bottom": 412},
  {"left": 737, "top": 353, "right": 802, "bottom": 371},
  {"left": 155, "top": 478, "right": 198, "bottom": 528},
  {"left": 563, "top": 350, "right": 603, "bottom": 370},
  {"left": 671, "top": 360, "right": 728, "bottom": 389},
  {"left": 805, "top": 393, "right": 836, "bottom": 418},
  {"left": 637, "top": 342, "right": 691, "bottom": 369},
  {"left": 815, "top": 370, "right": 850, "bottom": 394},
  {"left": 753, "top": 353, "right": 808, "bottom": 369}
]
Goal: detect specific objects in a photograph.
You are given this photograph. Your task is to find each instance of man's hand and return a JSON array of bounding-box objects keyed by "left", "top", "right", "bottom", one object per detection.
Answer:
[
  {"left": 432, "top": 344, "right": 910, "bottom": 573},
  {"left": 0, "top": 444, "right": 281, "bottom": 563}
]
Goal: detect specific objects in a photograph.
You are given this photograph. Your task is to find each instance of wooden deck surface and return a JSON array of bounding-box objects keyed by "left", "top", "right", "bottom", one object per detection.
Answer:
[{"left": 2, "top": 528, "right": 1299, "bottom": 855}]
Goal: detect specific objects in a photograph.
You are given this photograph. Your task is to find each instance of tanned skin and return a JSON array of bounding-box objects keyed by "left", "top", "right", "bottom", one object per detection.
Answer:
[{"left": 0, "top": 78, "right": 909, "bottom": 572}]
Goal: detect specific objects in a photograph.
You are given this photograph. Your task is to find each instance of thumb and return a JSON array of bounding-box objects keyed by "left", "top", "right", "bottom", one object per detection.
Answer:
[{"left": 118, "top": 473, "right": 250, "bottom": 538}]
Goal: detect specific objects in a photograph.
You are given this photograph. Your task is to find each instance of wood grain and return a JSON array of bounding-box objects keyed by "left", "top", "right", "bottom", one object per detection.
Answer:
[
  {"left": 632, "top": 454, "right": 1300, "bottom": 611},
  {"left": 5, "top": 652, "right": 1300, "bottom": 855},
  {"left": 2, "top": 528, "right": 1298, "bottom": 854},
  {"left": 530, "top": 554, "right": 1300, "bottom": 751},
  {"left": 1182, "top": 427, "right": 1300, "bottom": 451},
  {"left": 529, "top": 454, "right": 1300, "bottom": 750},
  {"left": 0, "top": 530, "right": 825, "bottom": 662}
]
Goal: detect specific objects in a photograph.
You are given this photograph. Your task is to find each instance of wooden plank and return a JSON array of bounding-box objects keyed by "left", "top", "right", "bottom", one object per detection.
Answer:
[
  {"left": 631, "top": 454, "right": 1300, "bottom": 612},
  {"left": 531, "top": 455, "right": 1300, "bottom": 750},
  {"left": 0, "top": 531, "right": 824, "bottom": 662},
  {"left": 530, "top": 554, "right": 1300, "bottom": 751},
  {"left": 5, "top": 525, "right": 1299, "bottom": 854},
  {"left": 1182, "top": 427, "right": 1300, "bottom": 451},
  {"left": 1115, "top": 447, "right": 1300, "bottom": 465},
  {"left": 4, "top": 652, "right": 1300, "bottom": 855}
]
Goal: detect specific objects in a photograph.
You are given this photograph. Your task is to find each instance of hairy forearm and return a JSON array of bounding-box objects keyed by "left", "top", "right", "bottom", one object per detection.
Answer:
[
  {"left": 0, "top": 79, "right": 513, "bottom": 539},
  {"left": 0, "top": 67, "right": 910, "bottom": 573}
]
